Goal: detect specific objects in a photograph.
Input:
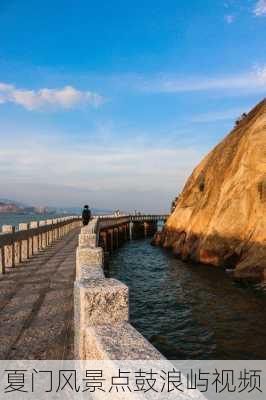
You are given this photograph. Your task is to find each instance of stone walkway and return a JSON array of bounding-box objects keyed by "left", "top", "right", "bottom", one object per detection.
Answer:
[{"left": 0, "top": 228, "right": 79, "bottom": 359}]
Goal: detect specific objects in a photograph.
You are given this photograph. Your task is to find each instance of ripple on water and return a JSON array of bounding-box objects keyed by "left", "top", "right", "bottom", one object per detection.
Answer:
[{"left": 108, "top": 239, "right": 266, "bottom": 360}]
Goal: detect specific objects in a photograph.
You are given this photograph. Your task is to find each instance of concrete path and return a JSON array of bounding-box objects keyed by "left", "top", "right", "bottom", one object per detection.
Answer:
[{"left": 0, "top": 228, "right": 79, "bottom": 359}]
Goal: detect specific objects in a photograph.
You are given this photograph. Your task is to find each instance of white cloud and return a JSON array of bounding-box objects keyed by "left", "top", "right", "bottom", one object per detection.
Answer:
[
  {"left": 254, "top": 0, "right": 266, "bottom": 16},
  {"left": 0, "top": 83, "right": 13, "bottom": 91},
  {"left": 225, "top": 15, "right": 235, "bottom": 24},
  {"left": 0, "top": 129, "right": 204, "bottom": 211},
  {"left": 0, "top": 83, "right": 105, "bottom": 110},
  {"left": 0, "top": 137, "right": 199, "bottom": 191},
  {"left": 137, "top": 65, "right": 266, "bottom": 93}
]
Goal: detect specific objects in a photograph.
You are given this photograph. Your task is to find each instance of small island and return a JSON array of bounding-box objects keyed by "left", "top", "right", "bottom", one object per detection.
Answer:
[{"left": 0, "top": 199, "right": 55, "bottom": 215}]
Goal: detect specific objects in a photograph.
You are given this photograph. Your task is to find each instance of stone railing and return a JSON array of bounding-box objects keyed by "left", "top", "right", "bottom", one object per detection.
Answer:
[
  {"left": 74, "top": 216, "right": 163, "bottom": 359},
  {"left": 74, "top": 216, "right": 213, "bottom": 400},
  {"left": 98, "top": 215, "right": 130, "bottom": 230},
  {"left": 129, "top": 214, "right": 169, "bottom": 221},
  {"left": 0, "top": 216, "right": 81, "bottom": 273}
]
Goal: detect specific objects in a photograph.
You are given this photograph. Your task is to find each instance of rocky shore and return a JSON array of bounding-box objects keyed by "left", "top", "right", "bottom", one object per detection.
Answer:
[{"left": 154, "top": 99, "right": 266, "bottom": 281}]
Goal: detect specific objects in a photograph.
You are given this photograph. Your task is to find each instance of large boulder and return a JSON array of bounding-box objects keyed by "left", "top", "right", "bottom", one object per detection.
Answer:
[{"left": 157, "top": 99, "right": 266, "bottom": 281}]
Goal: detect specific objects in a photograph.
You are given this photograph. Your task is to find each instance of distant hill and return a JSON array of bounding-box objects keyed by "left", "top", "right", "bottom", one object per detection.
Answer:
[
  {"left": 0, "top": 201, "right": 114, "bottom": 216},
  {"left": 0, "top": 201, "right": 21, "bottom": 214},
  {"left": 0, "top": 198, "right": 29, "bottom": 208},
  {"left": 0, "top": 199, "right": 51, "bottom": 215}
]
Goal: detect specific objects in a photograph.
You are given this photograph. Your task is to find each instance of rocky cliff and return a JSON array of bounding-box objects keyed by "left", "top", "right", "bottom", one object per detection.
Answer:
[{"left": 155, "top": 99, "right": 266, "bottom": 281}]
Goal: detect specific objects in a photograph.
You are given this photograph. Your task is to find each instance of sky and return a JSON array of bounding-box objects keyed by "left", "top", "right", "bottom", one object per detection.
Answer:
[{"left": 0, "top": 0, "right": 265, "bottom": 213}]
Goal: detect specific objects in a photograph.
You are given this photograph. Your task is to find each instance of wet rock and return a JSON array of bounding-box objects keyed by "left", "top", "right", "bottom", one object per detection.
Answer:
[{"left": 150, "top": 232, "right": 161, "bottom": 246}]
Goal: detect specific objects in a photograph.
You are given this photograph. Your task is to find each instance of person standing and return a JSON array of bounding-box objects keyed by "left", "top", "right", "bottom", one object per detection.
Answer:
[{"left": 82, "top": 205, "right": 91, "bottom": 226}]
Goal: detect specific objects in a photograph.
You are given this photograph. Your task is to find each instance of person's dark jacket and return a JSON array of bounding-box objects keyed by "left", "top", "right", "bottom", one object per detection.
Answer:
[{"left": 82, "top": 208, "right": 91, "bottom": 225}]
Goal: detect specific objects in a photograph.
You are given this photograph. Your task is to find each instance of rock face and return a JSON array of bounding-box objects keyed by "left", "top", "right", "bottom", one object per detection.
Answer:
[{"left": 156, "top": 99, "right": 266, "bottom": 281}]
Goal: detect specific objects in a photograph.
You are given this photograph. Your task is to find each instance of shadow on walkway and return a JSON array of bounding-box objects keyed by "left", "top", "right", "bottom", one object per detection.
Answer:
[{"left": 0, "top": 228, "right": 79, "bottom": 359}]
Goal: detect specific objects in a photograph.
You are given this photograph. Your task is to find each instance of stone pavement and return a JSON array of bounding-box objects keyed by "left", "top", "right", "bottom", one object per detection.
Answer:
[{"left": 0, "top": 228, "right": 79, "bottom": 359}]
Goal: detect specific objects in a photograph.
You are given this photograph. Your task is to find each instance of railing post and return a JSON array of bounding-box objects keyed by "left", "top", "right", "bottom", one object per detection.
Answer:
[
  {"left": 57, "top": 219, "right": 61, "bottom": 239},
  {"left": 62, "top": 218, "right": 66, "bottom": 236},
  {"left": 57, "top": 219, "right": 59, "bottom": 238},
  {"left": 30, "top": 221, "right": 39, "bottom": 254},
  {"left": 0, "top": 245, "right": 5, "bottom": 274},
  {"left": 56, "top": 218, "right": 59, "bottom": 240},
  {"left": 60, "top": 218, "right": 64, "bottom": 237},
  {"left": 39, "top": 221, "right": 46, "bottom": 249},
  {"left": 46, "top": 219, "right": 53, "bottom": 245},
  {"left": 2, "top": 225, "right": 15, "bottom": 268},
  {"left": 52, "top": 218, "right": 58, "bottom": 241},
  {"left": 15, "top": 235, "right": 22, "bottom": 266},
  {"left": 45, "top": 220, "right": 49, "bottom": 245},
  {"left": 19, "top": 223, "right": 29, "bottom": 262},
  {"left": 28, "top": 226, "right": 33, "bottom": 257},
  {"left": 63, "top": 218, "right": 67, "bottom": 236}
]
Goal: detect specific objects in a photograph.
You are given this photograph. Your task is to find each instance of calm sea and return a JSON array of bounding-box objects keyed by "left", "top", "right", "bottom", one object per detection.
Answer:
[
  {"left": 0, "top": 213, "right": 78, "bottom": 230},
  {"left": 108, "top": 238, "right": 266, "bottom": 360}
]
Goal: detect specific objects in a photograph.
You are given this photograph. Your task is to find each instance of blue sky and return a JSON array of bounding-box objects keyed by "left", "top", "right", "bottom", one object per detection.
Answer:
[{"left": 0, "top": 0, "right": 265, "bottom": 212}]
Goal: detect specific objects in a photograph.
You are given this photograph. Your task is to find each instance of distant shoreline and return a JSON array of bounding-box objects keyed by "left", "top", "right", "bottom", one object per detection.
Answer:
[{"left": 0, "top": 212, "right": 76, "bottom": 230}]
